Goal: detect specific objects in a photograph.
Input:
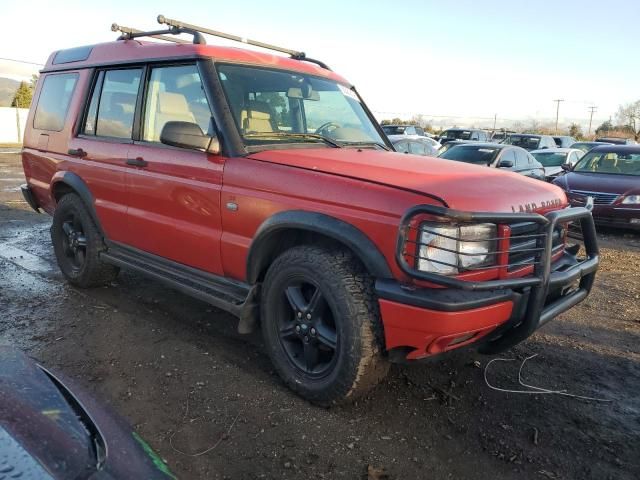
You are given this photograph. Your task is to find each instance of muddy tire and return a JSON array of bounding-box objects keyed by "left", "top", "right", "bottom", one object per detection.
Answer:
[
  {"left": 261, "top": 245, "right": 389, "bottom": 406},
  {"left": 51, "top": 193, "right": 118, "bottom": 288}
]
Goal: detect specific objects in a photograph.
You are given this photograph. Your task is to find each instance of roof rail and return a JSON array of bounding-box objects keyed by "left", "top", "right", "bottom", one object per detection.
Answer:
[
  {"left": 157, "top": 14, "right": 331, "bottom": 70},
  {"left": 111, "top": 24, "right": 190, "bottom": 44},
  {"left": 111, "top": 23, "right": 206, "bottom": 45}
]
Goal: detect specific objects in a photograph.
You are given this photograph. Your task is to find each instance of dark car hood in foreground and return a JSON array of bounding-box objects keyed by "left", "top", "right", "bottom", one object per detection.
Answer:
[
  {"left": 0, "top": 346, "right": 174, "bottom": 480},
  {"left": 555, "top": 172, "right": 639, "bottom": 195},
  {"left": 250, "top": 148, "right": 567, "bottom": 213}
]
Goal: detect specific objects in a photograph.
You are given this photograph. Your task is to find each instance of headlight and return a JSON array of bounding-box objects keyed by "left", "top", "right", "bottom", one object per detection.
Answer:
[
  {"left": 418, "top": 223, "right": 497, "bottom": 275},
  {"left": 621, "top": 195, "right": 640, "bottom": 204}
]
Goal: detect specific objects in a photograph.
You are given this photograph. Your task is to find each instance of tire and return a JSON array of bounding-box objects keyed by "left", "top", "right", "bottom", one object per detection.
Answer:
[
  {"left": 51, "top": 193, "right": 119, "bottom": 288},
  {"left": 261, "top": 245, "right": 389, "bottom": 406}
]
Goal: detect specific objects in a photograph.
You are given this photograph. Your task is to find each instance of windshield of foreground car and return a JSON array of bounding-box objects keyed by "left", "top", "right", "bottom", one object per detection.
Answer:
[
  {"left": 216, "top": 64, "right": 385, "bottom": 149},
  {"left": 504, "top": 135, "right": 540, "bottom": 149},
  {"left": 531, "top": 152, "right": 567, "bottom": 167},
  {"left": 573, "top": 151, "right": 640, "bottom": 175},
  {"left": 438, "top": 145, "right": 499, "bottom": 165}
]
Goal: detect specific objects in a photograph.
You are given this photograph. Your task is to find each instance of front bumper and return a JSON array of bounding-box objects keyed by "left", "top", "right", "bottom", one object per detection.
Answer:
[{"left": 377, "top": 204, "right": 599, "bottom": 361}]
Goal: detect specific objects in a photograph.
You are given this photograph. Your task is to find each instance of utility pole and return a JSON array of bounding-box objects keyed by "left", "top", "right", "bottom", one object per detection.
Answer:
[
  {"left": 587, "top": 106, "right": 597, "bottom": 136},
  {"left": 553, "top": 99, "right": 564, "bottom": 134},
  {"left": 493, "top": 113, "right": 497, "bottom": 131}
]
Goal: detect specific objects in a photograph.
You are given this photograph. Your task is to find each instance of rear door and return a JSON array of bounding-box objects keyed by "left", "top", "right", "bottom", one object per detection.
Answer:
[
  {"left": 124, "top": 63, "right": 224, "bottom": 274},
  {"left": 69, "top": 67, "right": 142, "bottom": 243}
]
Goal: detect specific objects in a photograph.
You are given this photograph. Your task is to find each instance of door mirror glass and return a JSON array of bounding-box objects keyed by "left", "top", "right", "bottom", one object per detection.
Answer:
[
  {"left": 561, "top": 162, "right": 572, "bottom": 171},
  {"left": 160, "top": 121, "right": 219, "bottom": 153},
  {"left": 498, "top": 159, "right": 514, "bottom": 168}
]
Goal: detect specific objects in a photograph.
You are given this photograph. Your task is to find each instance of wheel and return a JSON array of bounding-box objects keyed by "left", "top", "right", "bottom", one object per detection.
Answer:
[
  {"left": 51, "top": 193, "right": 119, "bottom": 288},
  {"left": 261, "top": 245, "right": 389, "bottom": 406}
]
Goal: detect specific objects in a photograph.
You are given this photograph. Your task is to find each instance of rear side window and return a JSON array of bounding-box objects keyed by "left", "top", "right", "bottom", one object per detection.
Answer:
[
  {"left": 33, "top": 73, "right": 78, "bottom": 131},
  {"left": 84, "top": 68, "right": 142, "bottom": 139}
]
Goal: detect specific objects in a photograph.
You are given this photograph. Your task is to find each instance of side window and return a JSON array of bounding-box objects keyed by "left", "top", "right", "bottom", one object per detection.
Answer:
[
  {"left": 33, "top": 73, "right": 79, "bottom": 131},
  {"left": 408, "top": 141, "right": 426, "bottom": 155},
  {"left": 515, "top": 149, "right": 529, "bottom": 168},
  {"left": 405, "top": 126, "right": 415, "bottom": 135},
  {"left": 394, "top": 141, "right": 409, "bottom": 153},
  {"left": 415, "top": 127, "right": 425, "bottom": 136},
  {"left": 142, "top": 64, "right": 212, "bottom": 142},
  {"left": 84, "top": 68, "right": 141, "bottom": 139},
  {"left": 499, "top": 149, "right": 516, "bottom": 167}
]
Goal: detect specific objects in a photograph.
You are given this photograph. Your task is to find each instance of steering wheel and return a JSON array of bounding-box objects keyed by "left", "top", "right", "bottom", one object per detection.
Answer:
[{"left": 315, "top": 122, "right": 341, "bottom": 136}]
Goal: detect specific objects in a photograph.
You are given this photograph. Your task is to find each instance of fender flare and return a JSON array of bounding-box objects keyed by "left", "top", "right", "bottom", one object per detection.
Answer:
[
  {"left": 246, "top": 210, "right": 393, "bottom": 284},
  {"left": 51, "top": 172, "right": 105, "bottom": 236}
]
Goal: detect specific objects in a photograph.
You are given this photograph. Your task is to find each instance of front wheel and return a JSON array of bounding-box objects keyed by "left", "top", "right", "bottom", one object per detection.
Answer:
[{"left": 261, "top": 246, "right": 389, "bottom": 406}]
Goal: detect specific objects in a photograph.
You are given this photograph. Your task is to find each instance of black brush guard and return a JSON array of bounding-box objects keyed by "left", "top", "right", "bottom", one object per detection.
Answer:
[{"left": 395, "top": 204, "right": 599, "bottom": 353}]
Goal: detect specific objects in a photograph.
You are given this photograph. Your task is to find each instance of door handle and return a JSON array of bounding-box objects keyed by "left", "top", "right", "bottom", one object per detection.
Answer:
[
  {"left": 126, "top": 157, "right": 148, "bottom": 167},
  {"left": 68, "top": 148, "right": 87, "bottom": 158}
]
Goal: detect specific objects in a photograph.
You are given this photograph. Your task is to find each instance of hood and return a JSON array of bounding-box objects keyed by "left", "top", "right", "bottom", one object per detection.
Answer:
[
  {"left": 543, "top": 166, "right": 564, "bottom": 177},
  {"left": 557, "top": 171, "right": 640, "bottom": 196},
  {"left": 249, "top": 148, "right": 567, "bottom": 213}
]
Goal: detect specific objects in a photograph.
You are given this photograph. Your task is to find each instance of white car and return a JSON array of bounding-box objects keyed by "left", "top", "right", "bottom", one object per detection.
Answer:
[
  {"left": 530, "top": 147, "right": 584, "bottom": 180},
  {"left": 388, "top": 134, "right": 440, "bottom": 156}
]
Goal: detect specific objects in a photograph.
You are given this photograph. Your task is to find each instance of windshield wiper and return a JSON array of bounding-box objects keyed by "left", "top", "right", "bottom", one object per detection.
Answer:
[
  {"left": 341, "top": 141, "right": 391, "bottom": 151},
  {"left": 244, "top": 132, "right": 342, "bottom": 148}
]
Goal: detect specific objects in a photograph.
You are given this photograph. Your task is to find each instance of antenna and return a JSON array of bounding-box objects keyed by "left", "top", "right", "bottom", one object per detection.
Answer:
[{"left": 157, "top": 15, "right": 331, "bottom": 70}]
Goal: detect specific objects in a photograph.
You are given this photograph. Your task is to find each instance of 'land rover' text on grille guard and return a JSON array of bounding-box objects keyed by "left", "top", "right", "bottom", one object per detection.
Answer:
[{"left": 395, "top": 204, "right": 599, "bottom": 352}]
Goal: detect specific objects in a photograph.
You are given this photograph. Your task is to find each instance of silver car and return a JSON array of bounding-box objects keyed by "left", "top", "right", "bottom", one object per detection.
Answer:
[{"left": 530, "top": 147, "right": 584, "bottom": 180}]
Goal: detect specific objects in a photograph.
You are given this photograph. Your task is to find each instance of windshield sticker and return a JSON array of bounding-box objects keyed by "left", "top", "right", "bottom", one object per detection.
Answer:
[{"left": 338, "top": 84, "right": 360, "bottom": 102}]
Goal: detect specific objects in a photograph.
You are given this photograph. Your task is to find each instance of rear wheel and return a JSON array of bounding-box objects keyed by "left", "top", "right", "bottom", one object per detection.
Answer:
[
  {"left": 51, "top": 193, "right": 118, "bottom": 287},
  {"left": 261, "top": 245, "right": 388, "bottom": 406}
]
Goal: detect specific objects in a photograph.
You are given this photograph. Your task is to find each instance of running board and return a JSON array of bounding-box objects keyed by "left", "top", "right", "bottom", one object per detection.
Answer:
[{"left": 100, "top": 242, "right": 252, "bottom": 318}]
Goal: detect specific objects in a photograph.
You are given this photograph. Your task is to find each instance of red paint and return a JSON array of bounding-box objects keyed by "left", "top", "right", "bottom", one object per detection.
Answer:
[{"left": 380, "top": 299, "right": 513, "bottom": 360}]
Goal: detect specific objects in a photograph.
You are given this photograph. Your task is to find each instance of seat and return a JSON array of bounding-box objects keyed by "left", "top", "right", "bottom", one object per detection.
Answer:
[
  {"left": 599, "top": 154, "right": 621, "bottom": 173},
  {"left": 240, "top": 100, "right": 277, "bottom": 133},
  {"left": 149, "top": 92, "right": 197, "bottom": 141}
]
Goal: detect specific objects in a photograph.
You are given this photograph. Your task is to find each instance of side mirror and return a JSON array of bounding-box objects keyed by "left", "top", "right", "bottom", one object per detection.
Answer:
[
  {"left": 561, "top": 162, "right": 572, "bottom": 172},
  {"left": 498, "top": 159, "right": 514, "bottom": 168},
  {"left": 160, "top": 121, "right": 220, "bottom": 154}
]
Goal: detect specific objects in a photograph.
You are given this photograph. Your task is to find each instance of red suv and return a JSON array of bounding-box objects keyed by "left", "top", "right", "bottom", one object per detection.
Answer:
[{"left": 20, "top": 17, "right": 599, "bottom": 405}]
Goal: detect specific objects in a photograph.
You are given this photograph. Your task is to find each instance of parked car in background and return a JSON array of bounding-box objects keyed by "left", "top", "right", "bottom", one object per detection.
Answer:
[
  {"left": 571, "top": 141, "right": 612, "bottom": 153},
  {"left": 595, "top": 137, "right": 637, "bottom": 145},
  {"left": 504, "top": 133, "right": 557, "bottom": 151},
  {"left": 389, "top": 134, "right": 438, "bottom": 156},
  {"left": 530, "top": 147, "right": 584, "bottom": 181},
  {"left": 553, "top": 136, "right": 577, "bottom": 148},
  {"left": 0, "top": 346, "right": 174, "bottom": 479},
  {"left": 382, "top": 124, "right": 428, "bottom": 137},
  {"left": 437, "top": 128, "right": 489, "bottom": 145},
  {"left": 490, "top": 130, "right": 515, "bottom": 143},
  {"left": 553, "top": 145, "right": 640, "bottom": 230},
  {"left": 438, "top": 142, "right": 545, "bottom": 180},
  {"left": 437, "top": 139, "right": 471, "bottom": 155}
]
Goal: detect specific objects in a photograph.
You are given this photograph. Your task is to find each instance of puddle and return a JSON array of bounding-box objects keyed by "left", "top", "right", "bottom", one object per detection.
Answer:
[{"left": 0, "top": 244, "right": 56, "bottom": 274}]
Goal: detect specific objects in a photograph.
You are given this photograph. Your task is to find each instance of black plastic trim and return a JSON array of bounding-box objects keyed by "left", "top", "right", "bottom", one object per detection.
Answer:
[
  {"left": 51, "top": 172, "right": 104, "bottom": 236},
  {"left": 375, "top": 279, "right": 514, "bottom": 312},
  {"left": 20, "top": 184, "right": 40, "bottom": 212},
  {"left": 246, "top": 210, "right": 393, "bottom": 283}
]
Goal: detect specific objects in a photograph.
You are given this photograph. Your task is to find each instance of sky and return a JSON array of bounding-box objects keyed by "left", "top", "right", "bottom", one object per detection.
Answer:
[{"left": 1, "top": 0, "right": 638, "bottom": 130}]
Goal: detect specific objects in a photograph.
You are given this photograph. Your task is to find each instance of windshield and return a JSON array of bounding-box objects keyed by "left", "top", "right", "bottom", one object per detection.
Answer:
[
  {"left": 573, "top": 151, "right": 640, "bottom": 175},
  {"left": 438, "top": 145, "right": 499, "bottom": 165},
  {"left": 217, "top": 64, "right": 384, "bottom": 148},
  {"left": 382, "top": 125, "right": 405, "bottom": 135},
  {"left": 531, "top": 152, "right": 567, "bottom": 167},
  {"left": 441, "top": 129, "right": 471, "bottom": 140},
  {"left": 504, "top": 135, "right": 540, "bottom": 150},
  {"left": 571, "top": 142, "right": 597, "bottom": 153}
]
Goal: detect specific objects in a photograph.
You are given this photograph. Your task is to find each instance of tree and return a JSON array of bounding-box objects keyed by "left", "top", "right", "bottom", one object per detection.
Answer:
[
  {"left": 568, "top": 123, "right": 583, "bottom": 139},
  {"left": 615, "top": 100, "right": 640, "bottom": 140},
  {"left": 595, "top": 120, "right": 613, "bottom": 135},
  {"left": 11, "top": 81, "right": 34, "bottom": 108}
]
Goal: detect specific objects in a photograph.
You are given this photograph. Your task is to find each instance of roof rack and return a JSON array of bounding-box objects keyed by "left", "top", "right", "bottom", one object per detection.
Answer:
[
  {"left": 156, "top": 15, "right": 331, "bottom": 70},
  {"left": 111, "top": 23, "right": 190, "bottom": 44}
]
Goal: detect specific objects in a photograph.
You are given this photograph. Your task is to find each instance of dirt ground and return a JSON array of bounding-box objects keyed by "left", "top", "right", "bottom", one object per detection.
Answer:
[{"left": 1, "top": 151, "right": 639, "bottom": 480}]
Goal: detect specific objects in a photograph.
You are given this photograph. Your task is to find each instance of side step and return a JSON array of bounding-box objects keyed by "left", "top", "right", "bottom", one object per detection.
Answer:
[{"left": 100, "top": 242, "right": 252, "bottom": 318}]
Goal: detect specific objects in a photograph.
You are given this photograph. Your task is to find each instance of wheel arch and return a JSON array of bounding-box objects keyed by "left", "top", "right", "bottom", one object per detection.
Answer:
[
  {"left": 51, "top": 172, "right": 104, "bottom": 237},
  {"left": 246, "top": 210, "right": 393, "bottom": 284}
]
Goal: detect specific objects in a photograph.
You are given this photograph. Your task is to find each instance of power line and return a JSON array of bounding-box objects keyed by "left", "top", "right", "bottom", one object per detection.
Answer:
[{"left": 0, "top": 57, "right": 44, "bottom": 67}]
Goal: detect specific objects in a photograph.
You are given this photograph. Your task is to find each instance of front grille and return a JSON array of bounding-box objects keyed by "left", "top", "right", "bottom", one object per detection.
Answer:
[
  {"left": 508, "top": 222, "right": 564, "bottom": 271},
  {"left": 569, "top": 190, "right": 619, "bottom": 205}
]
